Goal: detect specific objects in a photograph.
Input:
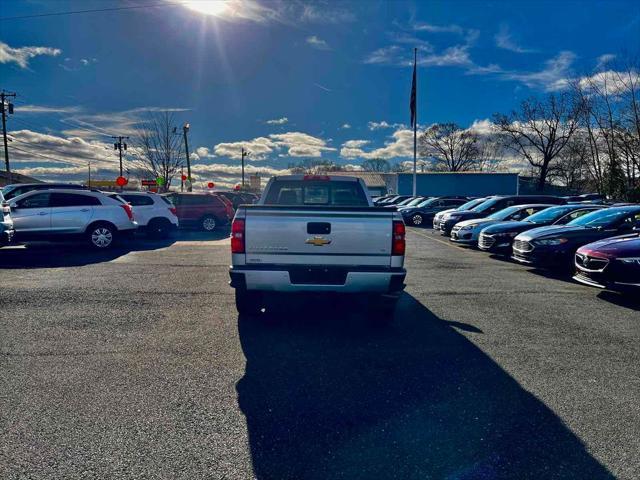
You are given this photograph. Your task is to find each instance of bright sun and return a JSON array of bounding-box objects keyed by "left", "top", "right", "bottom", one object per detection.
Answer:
[{"left": 184, "top": 0, "right": 230, "bottom": 16}]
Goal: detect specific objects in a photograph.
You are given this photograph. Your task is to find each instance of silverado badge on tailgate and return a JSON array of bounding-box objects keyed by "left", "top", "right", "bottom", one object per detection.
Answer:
[{"left": 305, "top": 236, "right": 332, "bottom": 246}]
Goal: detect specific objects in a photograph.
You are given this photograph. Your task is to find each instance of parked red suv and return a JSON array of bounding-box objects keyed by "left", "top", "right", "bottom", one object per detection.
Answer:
[{"left": 164, "top": 192, "right": 234, "bottom": 231}]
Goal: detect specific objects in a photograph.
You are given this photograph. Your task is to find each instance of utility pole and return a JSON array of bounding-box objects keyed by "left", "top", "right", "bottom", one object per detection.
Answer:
[
  {"left": 182, "top": 123, "right": 192, "bottom": 192},
  {"left": 181, "top": 165, "right": 184, "bottom": 192},
  {"left": 241, "top": 148, "right": 250, "bottom": 188},
  {"left": 88, "top": 161, "right": 91, "bottom": 188},
  {"left": 1, "top": 90, "right": 16, "bottom": 184}
]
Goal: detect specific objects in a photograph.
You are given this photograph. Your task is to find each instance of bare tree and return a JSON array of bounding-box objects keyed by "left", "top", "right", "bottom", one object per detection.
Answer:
[
  {"left": 133, "top": 111, "right": 184, "bottom": 191},
  {"left": 287, "top": 159, "right": 343, "bottom": 174},
  {"left": 361, "top": 158, "right": 391, "bottom": 172},
  {"left": 493, "top": 93, "right": 579, "bottom": 191},
  {"left": 419, "top": 123, "right": 480, "bottom": 172}
]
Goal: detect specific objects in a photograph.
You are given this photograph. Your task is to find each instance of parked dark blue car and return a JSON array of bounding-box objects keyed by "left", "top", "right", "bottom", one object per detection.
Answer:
[
  {"left": 512, "top": 206, "right": 640, "bottom": 268},
  {"left": 478, "top": 204, "right": 604, "bottom": 254}
]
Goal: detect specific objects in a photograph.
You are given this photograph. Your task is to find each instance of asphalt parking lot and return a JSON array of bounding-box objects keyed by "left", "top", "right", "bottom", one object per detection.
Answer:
[{"left": 1, "top": 229, "right": 638, "bottom": 480}]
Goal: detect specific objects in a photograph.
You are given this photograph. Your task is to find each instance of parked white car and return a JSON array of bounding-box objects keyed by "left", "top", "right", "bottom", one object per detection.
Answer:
[
  {"left": 108, "top": 192, "right": 178, "bottom": 237},
  {"left": 9, "top": 189, "right": 137, "bottom": 249}
]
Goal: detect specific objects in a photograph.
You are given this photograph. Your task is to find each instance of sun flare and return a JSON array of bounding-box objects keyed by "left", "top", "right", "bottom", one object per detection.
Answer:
[{"left": 184, "top": 0, "right": 230, "bottom": 17}]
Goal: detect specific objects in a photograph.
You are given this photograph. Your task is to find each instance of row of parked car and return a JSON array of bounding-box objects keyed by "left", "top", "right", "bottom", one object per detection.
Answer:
[
  {"left": 0, "top": 182, "right": 258, "bottom": 250},
  {"left": 416, "top": 194, "right": 638, "bottom": 293}
]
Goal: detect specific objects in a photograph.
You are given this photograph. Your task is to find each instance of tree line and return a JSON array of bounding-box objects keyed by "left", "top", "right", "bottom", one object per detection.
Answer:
[{"left": 411, "top": 60, "right": 640, "bottom": 200}]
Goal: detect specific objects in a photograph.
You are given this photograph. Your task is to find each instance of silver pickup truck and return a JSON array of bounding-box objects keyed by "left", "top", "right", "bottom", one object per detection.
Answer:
[{"left": 229, "top": 175, "right": 407, "bottom": 319}]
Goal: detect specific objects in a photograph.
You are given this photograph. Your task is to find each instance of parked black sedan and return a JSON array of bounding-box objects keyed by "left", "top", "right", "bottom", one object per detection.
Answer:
[
  {"left": 573, "top": 234, "right": 640, "bottom": 291},
  {"left": 399, "top": 197, "right": 469, "bottom": 226},
  {"left": 511, "top": 205, "right": 640, "bottom": 268},
  {"left": 478, "top": 204, "right": 604, "bottom": 254}
]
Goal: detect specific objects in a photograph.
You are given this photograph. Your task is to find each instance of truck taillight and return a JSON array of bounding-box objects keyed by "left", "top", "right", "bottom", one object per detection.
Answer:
[
  {"left": 120, "top": 203, "right": 134, "bottom": 221},
  {"left": 392, "top": 220, "right": 405, "bottom": 255},
  {"left": 231, "top": 218, "right": 245, "bottom": 254}
]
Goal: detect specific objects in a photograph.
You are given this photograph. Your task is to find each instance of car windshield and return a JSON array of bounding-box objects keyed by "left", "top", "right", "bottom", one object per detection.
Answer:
[
  {"left": 487, "top": 205, "right": 524, "bottom": 220},
  {"left": 396, "top": 197, "right": 416, "bottom": 206},
  {"left": 418, "top": 197, "right": 450, "bottom": 208},
  {"left": 525, "top": 206, "right": 573, "bottom": 224},
  {"left": 472, "top": 198, "right": 500, "bottom": 212},
  {"left": 404, "top": 197, "right": 425, "bottom": 207},
  {"left": 160, "top": 196, "right": 174, "bottom": 206},
  {"left": 457, "top": 198, "right": 483, "bottom": 211},
  {"left": 567, "top": 208, "right": 637, "bottom": 227}
]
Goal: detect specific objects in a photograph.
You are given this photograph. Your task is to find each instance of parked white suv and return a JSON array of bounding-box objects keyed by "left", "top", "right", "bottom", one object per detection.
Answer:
[
  {"left": 9, "top": 189, "right": 137, "bottom": 249},
  {"left": 109, "top": 192, "right": 178, "bottom": 238}
]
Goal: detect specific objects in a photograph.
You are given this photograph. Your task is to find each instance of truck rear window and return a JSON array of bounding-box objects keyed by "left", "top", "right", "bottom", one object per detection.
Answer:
[{"left": 264, "top": 181, "right": 368, "bottom": 206}]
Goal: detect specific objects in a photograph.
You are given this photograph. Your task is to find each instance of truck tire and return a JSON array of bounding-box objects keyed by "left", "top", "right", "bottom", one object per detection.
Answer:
[{"left": 235, "top": 289, "right": 263, "bottom": 315}]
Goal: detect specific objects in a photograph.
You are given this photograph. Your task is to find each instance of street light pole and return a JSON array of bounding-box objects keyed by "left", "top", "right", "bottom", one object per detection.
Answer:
[
  {"left": 241, "top": 148, "right": 250, "bottom": 188},
  {"left": 183, "top": 123, "right": 192, "bottom": 192}
]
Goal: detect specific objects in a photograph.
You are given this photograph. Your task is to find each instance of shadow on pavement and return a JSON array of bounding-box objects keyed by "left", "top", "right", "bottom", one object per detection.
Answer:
[
  {"left": 236, "top": 293, "right": 613, "bottom": 480},
  {"left": 0, "top": 228, "right": 230, "bottom": 269},
  {"left": 597, "top": 290, "right": 639, "bottom": 311}
]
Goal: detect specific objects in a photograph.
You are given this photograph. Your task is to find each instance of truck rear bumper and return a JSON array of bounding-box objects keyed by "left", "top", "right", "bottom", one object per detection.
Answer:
[{"left": 230, "top": 265, "right": 406, "bottom": 294}]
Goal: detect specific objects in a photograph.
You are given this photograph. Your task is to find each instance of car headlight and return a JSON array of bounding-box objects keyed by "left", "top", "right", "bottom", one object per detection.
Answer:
[
  {"left": 618, "top": 257, "right": 640, "bottom": 265},
  {"left": 459, "top": 225, "right": 473, "bottom": 231},
  {"left": 534, "top": 237, "right": 568, "bottom": 246},
  {"left": 496, "top": 231, "right": 518, "bottom": 238}
]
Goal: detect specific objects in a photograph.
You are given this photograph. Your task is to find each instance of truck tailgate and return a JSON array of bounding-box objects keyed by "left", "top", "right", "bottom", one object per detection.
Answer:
[{"left": 244, "top": 208, "right": 393, "bottom": 266}]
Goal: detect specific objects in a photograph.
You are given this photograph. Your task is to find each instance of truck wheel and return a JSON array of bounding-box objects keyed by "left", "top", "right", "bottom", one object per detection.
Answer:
[
  {"left": 235, "top": 289, "right": 263, "bottom": 315},
  {"left": 201, "top": 215, "right": 217, "bottom": 232},
  {"left": 411, "top": 213, "right": 423, "bottom": 226}
]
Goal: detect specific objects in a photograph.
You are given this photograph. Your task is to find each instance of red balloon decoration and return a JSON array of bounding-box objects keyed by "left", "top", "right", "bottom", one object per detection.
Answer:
[
  {"left": 207, "top": 182, "right": 215, "bottom": 189},
  {"left": 115, "top": 176, "right": 128, "bottom": 187}
]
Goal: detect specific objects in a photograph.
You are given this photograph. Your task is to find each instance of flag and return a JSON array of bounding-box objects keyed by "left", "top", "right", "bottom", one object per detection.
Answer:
[{"left": 409, "top": 51, "right": 417, "bottom": 128}]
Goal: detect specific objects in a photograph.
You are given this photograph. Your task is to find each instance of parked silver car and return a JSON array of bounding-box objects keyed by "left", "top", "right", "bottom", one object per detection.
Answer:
[{"left": 9, "top": 189, "right": 137, "bottom": 249}]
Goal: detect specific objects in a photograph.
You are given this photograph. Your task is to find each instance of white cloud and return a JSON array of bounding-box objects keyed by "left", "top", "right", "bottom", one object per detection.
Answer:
[
  {"left": 0, "top": 41, "right": 61, "bottom": 68},
  {"left": 494, "top": 25, "right": 537, "bottom": 54},
  {"left": 364, "top": 46, "right": 404, "bottom": 65},
  {"left": 340, "top": 128, "right": 414, "bottom": 160},
  {"left": 270, "top": 132, "right": 336, "bottom": 157},
  {"left": 576, "top": 69, "right": 640, "bottom": 95},
  {"left": 368, "top": 121, "right": 402, "bottom": 130},
  {"left": 195, "top": 146, "right": 210, "bottom": 158},
  {"left": 300, "top": 4, "right": 356, "bottom": 23},
  {"left": 596, "top": 54, "right": 616, "bottom": 69},
  {"left": 213, "top": 137, "right": 276, "bottom": 160},
  {"left": 498, "top": 51, "right": 576, "bottom": 91},
  {"left": 342, "top": 140, "right": 370, "bottom": 148},
  {"left": 306, "top": 36, "right": 331, "bottom": 50},
  {"left": 412, "top": 23, "right": 465, "bottom": 35},
  {"left": 340, "top": 123, "right": 351, "bottom": 129},
  {"left": 265, "top": 117, "right": 289, "bottom": 125},
  {"left": 59, "top": 56, "right": 97, "bottom": 72},
  {"left": 18, "top": 105, "right": 83, "bottom": 114}
]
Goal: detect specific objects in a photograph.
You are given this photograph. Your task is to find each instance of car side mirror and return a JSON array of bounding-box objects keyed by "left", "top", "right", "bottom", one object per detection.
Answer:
[{"left": 9, "top": 202, "right": 17, "bottom": 209}]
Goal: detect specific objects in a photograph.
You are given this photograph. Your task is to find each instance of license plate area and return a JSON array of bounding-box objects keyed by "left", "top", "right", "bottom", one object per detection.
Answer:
[{"left": 289, "top": 266, "right": 347, "bottom": 285}]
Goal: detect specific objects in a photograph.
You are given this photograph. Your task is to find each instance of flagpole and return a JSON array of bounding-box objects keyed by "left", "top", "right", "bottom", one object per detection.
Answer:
[{"left": 412, "top": 47, "right": 417, "bottom": 197}]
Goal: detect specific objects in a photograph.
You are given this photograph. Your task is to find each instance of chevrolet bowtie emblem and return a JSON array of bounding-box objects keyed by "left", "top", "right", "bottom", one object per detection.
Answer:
[{"left": 305, "top": 236, "right": 331, "bottom": 246}]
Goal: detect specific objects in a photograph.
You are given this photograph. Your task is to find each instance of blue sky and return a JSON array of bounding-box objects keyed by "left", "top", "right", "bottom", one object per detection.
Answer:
[{"left": 1, "top": 0, "right": 639, "bottom": 187}]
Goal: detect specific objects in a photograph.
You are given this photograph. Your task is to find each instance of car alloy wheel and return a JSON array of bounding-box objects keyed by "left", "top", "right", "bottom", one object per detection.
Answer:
[
  {"left": 412, "top": 214, "right": 423, "bottom": 225},
  {"left": 202, "top": 216, "right": 217, "bottom": 231},
  {"left": 91, "top": 227, "right": 113, "bottom": 248}
]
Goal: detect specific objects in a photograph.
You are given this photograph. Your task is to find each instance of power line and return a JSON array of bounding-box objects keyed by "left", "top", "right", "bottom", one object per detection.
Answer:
[{"left": 0, "top": 2, "right": 186, "bottom": 21}]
